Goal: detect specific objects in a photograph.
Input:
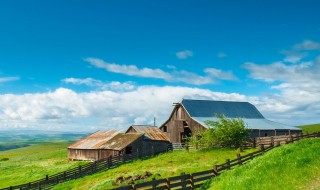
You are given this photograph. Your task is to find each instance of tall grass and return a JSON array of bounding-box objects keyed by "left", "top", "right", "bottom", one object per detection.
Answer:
[
  {"left": 0, "top": 142, "right": 87, "bottom": 188},
  {"left": 297, "top": 123, "right": 320, "bottom": 133},
  {"left": 208, "top": 138, "right": 320, "bottom": 190}
]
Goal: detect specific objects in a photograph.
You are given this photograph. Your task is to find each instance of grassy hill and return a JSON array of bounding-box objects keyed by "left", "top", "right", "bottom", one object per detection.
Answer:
[
  {"left": 53, "top": 148, "right": 257, "bottom": 190},
  {"left": 297, "top": 123, "right": 320, "bottom": 133},
  {"left": 206, "top": 138, "right": 320, "bottom": 190},
  {"left": 0, "top": 142, "right": 88, "bottom": 189}
]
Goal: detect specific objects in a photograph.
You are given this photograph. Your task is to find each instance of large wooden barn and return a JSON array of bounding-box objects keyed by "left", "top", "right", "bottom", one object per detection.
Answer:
[
  {"left": 159, "top": 99, "right": 302, "bottom": 143},
  {"left": 68, "top": 126, "right": 171, "bottom": 161}
]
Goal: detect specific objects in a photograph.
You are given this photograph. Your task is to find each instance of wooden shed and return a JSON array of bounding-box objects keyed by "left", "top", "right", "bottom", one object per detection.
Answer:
[
  {"left": 159, "top": 99, "right": 302, "bottom": 143},
  {"left": 68, "top": 130, "right": 143, "bottom": 161},
  {"left": 126, "top": 125, "right": 172, "bottom": 155}
]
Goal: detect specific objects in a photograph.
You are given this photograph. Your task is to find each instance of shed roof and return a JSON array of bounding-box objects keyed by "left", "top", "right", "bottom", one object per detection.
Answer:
[
  {"left": 192, "top": 117, "right": 302, "bottom": 131},
  {"left": 68, "top": 129, "right": 119, "bottom": 149},
  {"left": 126, "top": 125, "right": 170, "bottom": 141},
  {"left": 182, "top": 99, "right": 264, "bottom": 118},
  {"left": 99, "top": 133, "right": 143, "bottom": 150}
]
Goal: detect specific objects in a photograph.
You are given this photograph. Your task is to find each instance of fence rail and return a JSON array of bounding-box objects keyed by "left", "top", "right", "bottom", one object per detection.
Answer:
[
  {"left": 113, "top": 132, "right": 320, "bottom": 190},
  {"left": 1, "top": 149, "right": 169, "bottom": 190}
]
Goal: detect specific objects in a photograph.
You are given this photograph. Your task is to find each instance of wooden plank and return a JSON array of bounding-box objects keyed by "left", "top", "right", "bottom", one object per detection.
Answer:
[
  {"left": 169, "top": 181, "right": 190, "bottom": 188},
  {"left": 193, "top": 175, "right": 213, "bottom": 183},
  {"left": 192, "top": 169, "right": 213, "bottom": 177}
]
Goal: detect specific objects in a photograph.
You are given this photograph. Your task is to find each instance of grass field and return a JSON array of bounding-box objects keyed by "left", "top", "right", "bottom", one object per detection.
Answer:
[
  {"left": 206, "top": 138, "right": 320, "bottom": 190},
  {"left": 297, "top": 123, "right": 320, "bottom": 133},
  {"left": 53, "top": 148, "right": 257, "bottom": 190},
  {"left": 0, "top": 142, "right": 88, "bottom": 189}
]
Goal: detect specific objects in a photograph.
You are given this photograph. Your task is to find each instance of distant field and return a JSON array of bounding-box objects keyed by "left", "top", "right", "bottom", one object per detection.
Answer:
[
  {"left": 297, "top": 123, "right": 320, "bottom": 133},
  {"left": 0, "top": 142, "right": 88, "bottom": 189},
  {"left": 206, "top": 138, "right": 320, "bottom": 190},
  {"left": 53, "top": 148, "right": 257, "bottom": 190}
]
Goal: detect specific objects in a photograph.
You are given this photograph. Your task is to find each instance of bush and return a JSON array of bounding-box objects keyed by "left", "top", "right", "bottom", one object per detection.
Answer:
[
  {"left": 187, "top": 114, "right": 250, "bottom": 149},
  {"left": 0, "top": 158, "right": 9, "bottom": 161}
]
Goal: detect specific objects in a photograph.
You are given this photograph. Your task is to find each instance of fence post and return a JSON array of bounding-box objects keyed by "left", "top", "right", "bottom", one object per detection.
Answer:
[
  {"left": 270, "top": 137, "right": 274, "bottom": 147},
  {"left": 226, "top": 159, "right": 230, "bottom": 169},
  {"left": 290, "top": 135, "right": 293, "bottom": 143},
  {"left": 181, "top": 172, "right": 186, "bottom": 188},
  {"left": 63, "top": 171, "right": 66, "bottom": 180},
  {"left": 237, "top": 153, "right": 242, "bottom": 165},
  {"left": 166, "top": 178, "right": 171, "bottom": 190},
  {"left": 213, "top": 165, "right": 219, "bottom": 175},
  {"left": 38, "top": 182, "right": 41, "bottom": 190},
  {"left": 276, "top": 141, "right": 280, "bottom": 147},
  {"left": 250, "top": 153, "right": 254, "bottom": 160},
  {"left": 190, "top": 173, "right": 194, "bottom": 190},
  {"left": 78, "top": 165, "right": 82, "bottom": 176},
  {"left": 108, "top": 156, "right": 112, "bottom": 168},
  {"left": 152, "top": 178, "right": 156, "bottom": 188},
  {"left": 131, "top": 184, "right": 136, "bottom": 190},
  {"left": 253, "top": 138, "right": 256, "bottom": 148},
  {"left": 260, "top": 144, "right": 264, "bottom": 154}
]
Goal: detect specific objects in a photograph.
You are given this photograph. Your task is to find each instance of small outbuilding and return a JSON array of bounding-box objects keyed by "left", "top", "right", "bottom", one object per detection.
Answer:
[
  {"left": 67, "top": 130, "right": 143, "bottom": 161},
  {"left": 126, "top": 125, "right": 172, "bottom": 155},
  {"left": 160, "top": 99, "right": 302, "bottom": 143}
]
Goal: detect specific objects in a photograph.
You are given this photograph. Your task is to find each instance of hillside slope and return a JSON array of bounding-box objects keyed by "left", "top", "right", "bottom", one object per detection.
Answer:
[
  {"left": 53, "top": 148, "right": 257, "bottom": 190},
  {"left": 0, "top": 142, "right": 87, "bottom": 188},
  {"left": 207, "top": 138, "right": 320, "bottom": 190},
  {"left": 297, "top": 123, "right": 320, "bottom": 133}
]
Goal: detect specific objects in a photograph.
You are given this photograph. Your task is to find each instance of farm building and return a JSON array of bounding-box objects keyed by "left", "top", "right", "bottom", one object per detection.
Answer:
[
  {"left": 68, "top": 126, "right": 171, "bottom": 161},
  {"left": 126, "top": 125, "right": 172, "bottom": 155},
  {"left": 159, "top": 99, "right": 302, "bottom": 143},
  {"left": 67, "top": 130, "right": 143, "bottom": 161}
]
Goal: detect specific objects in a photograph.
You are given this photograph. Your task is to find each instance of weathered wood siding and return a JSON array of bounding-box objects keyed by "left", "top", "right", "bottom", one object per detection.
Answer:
[
  {"left": 160, "top": 104, "right": 206, "bottom": 143},
  {"left": 142, "top": 140, "right": 171, "bottom": 156},
  {"left": 68, "top": 149, "right": 118, "bottom": 161}
]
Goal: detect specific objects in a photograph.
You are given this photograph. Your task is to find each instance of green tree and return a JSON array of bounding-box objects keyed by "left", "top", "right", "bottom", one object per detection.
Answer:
[{"left": 187, "top": 114, "right": 250, "bottom": 149}]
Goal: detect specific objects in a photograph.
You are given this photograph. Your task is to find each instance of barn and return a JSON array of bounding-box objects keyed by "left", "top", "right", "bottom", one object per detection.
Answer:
[
  {"left": 67, "top": 130, "right": 143, "bottom": 161},
  {"left": 126, "top": 125, "right": 172, "bottom": 155},
  {"left": 68, "top": 126, "right": 171, "bottom": 161},
  {"left": 159, "top": 99, "right": 302, "bottom": 143}
]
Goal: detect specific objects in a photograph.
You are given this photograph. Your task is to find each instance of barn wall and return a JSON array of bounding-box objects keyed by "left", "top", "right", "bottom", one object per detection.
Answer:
[
  {"left": 68, "top": 149, "right": 118, "bottom": 161},
  {"left": 161, "top": 104, "right": 206, "bottom": 143},
  {"left": 141, "top": 140, "right": 171, "bottom": 156}
]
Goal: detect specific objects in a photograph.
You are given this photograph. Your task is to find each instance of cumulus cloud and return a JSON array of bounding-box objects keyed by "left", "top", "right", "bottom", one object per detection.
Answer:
[
  {"left": 282, "top": 40, "right": 320, "bottom": 63},
  {"left": 0, "top": 77, "right": 20, "bottom": 83},
  {"left": 85, "top": 58, "right": 238, "bottom": 85},
  {"left": 62, "top": 78, "right": 136, "bottom": 91},
  {"left": 176, "top": 50, "right": 193, "bottom": 59},
  {"left": 217, "top": 52, "right": 227, "bottom": 58}
]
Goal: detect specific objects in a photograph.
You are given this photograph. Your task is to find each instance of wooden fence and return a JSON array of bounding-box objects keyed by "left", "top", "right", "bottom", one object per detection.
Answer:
[
  {"left": 113, "top": 132, "right": 320, "bottom": 190},
  {"left": 1, "top": 149, "right": 170, "bottom": 190}
]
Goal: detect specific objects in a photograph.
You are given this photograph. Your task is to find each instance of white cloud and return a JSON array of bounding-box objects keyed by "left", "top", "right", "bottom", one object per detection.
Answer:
[
  {"left": 204, "top": 68, "right": 238, "bottom": 81},
  {"left": 85, "top": 58, "right": 237, "bottom": 85},
  {"left": 293, "top": 40, "right": 320, "bottom": 51},
  {"left": 176, "top": 50, "right": 193, "bottom": 59},
  {"left": 62, "top": 77, "right": 136, "bottom": 91},
  {"left": 85, "top": 58, "right": 172, "bottom": 80},
  {"left": 0, "top": 77, "right": 20, "bottom": 83},
  {"left": 217, "top": 52, "right": 227, "bottom": 58}
]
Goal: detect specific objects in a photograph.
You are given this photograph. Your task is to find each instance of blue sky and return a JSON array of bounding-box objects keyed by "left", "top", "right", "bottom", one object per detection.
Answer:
[{"left": 0, "top": 0, "right": 320, "bottom": 131}]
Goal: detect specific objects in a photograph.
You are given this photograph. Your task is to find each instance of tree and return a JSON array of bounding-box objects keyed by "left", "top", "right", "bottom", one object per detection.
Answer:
[{"left": 187, "top": 114, "right": 250, "bottom": 149}]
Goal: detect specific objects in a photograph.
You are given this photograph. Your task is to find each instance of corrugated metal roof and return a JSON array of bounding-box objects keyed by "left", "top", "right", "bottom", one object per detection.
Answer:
[
  {"left": 182, "top": 99, "right": 264, "bottom": 118},
  {"left": 128, "top": 125, "right": 170, "bottom": 141},
  {"left": 192, "top": 117, "right": 302, "bottom": 130},
  {"left": 99, "top": 133, "right": 143, "bottom": 150},
  {"left": 68, "top": 129, "right": 119, "bottom": 149}
]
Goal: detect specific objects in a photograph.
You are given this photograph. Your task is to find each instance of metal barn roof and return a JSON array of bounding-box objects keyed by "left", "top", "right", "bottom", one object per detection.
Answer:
[
  {"left": 192, "top": 117, "right": 302, "bottom": 131},
  {"left": 99, "top": 133, "right": 143, "bottom": 150},
  {"left": 126, "top": 125, "right": 170, "bottom": 141},
  {"left": 68, "top": 129, "right": 119, "bottom": 149},
  {"left": 182, "top": 99, "right": 265, "bottom": 118}
]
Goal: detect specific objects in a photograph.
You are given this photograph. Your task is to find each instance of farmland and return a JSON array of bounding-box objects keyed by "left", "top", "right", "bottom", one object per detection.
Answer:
[{"left": 297, "top": 123, "right": 320, "bottom": 133}]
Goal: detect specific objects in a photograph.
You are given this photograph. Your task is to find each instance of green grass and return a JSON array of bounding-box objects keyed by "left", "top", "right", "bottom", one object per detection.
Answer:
[
  {"left": 297, "top": 123, "right": 320, "bottom": 133},
  {"left": 0, "top": 142, "right": 88, "bottom": 188},
  {"left": 207, "top": 138, "right": 320, "bottom": 190},
  {"left": 53, "top": 148, "right": 257, "bottom": 190}
]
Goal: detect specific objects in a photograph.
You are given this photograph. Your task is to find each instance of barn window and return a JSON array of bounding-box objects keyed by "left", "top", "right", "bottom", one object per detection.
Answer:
[
  {"left": 125, "top": 146, "right": 132, "bottom": 154},
  {"left": 264, "top": 133, "right": 268, "bottom": 137},
  {"left": 163, "top": 126, "right": 167, "bottom": 132}
]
